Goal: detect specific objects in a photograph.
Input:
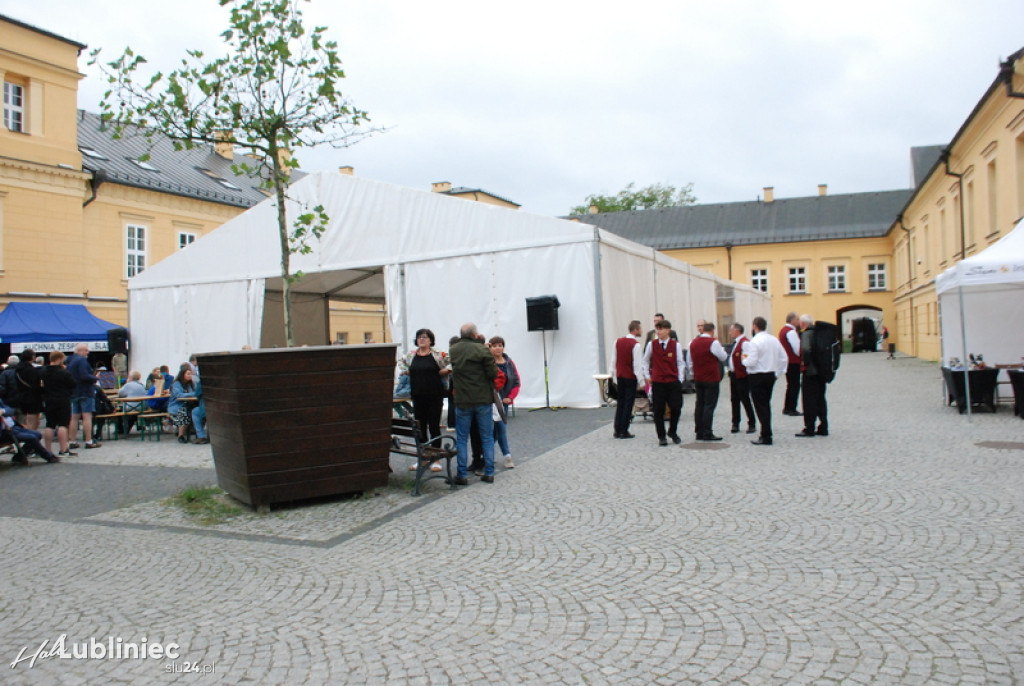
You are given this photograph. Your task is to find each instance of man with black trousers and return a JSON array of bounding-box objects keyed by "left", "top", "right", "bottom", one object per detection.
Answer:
[
  {"left": 743, "top": 317, "right": 789, "bottom": 446},
  {"left": 611, "top": 320, "right": 643, "bottom": 439},
  {"left": 795, "top": 314, "right": 830, "bottom": 438},
  {"left": 642, "top": 319, "right": 685, "bottom": 446},
  {"left": 688, "top": 321, "right": 727, "bottom": 441},
  {"left": 728, "top": 322, "right": 756, "bottom": 435},
  {"left": 779, "top": 312, "right": 803, "bottom": 416}
]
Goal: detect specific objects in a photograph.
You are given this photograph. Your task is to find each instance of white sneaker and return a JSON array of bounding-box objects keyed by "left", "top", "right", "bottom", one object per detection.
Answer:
[{"left": 504, "top": 455, "right": 515, "bottom": 469}]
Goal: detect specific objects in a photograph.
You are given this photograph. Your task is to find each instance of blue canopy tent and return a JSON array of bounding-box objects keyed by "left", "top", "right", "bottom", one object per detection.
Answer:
[{"left": 0, "top": 302, "right": 121, "bottom": 349}]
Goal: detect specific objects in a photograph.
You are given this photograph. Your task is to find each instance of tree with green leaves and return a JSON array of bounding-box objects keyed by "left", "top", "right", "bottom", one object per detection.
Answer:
[
  {"left": 91, "top": 0, "right": 373, "bottom": 347},
  {"left": 570, "top": 182, "right": 697, "bottom": 215}
]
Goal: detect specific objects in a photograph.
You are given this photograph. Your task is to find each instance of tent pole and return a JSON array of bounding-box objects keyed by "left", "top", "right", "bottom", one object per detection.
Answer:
[
  {"left": 958, "top": 284, "right": 972, "bottom": 421},
  {"left": 592, "top": 230, "right": 607, "bottom": 375}
]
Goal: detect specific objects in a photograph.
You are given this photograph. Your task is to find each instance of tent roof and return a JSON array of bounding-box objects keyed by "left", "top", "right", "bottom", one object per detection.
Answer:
[
  {"left": 128, "top": 171, "right": 597, "bottom": 300},
  {"left": 0, "top": 302, "right": 120, "bottom": 343},
  {"left": 935, "top": 218, "right": 1024, "bottom": 294}
]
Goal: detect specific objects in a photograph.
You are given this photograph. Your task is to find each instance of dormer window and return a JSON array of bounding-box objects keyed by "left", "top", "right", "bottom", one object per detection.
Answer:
[
  {"left": 129, "top": 157, "right": 160, "bottom": 172},
  {"left": 197, "top": 167, "right": 242, "bottom": 191},
  {"left": 80, "top": 146, "right": 108, "bottom": 160}
]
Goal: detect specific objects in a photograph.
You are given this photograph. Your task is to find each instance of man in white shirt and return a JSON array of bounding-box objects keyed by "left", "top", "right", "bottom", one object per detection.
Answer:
[
  {"left": 687, "top": 321, "right": 728, "bottom": 441},
  {"left": 642, "top": 320, "right": 685, "bottom": 446},
  {"left": 742, "top": 316, "right": 789, "bottom": 445},
  {"left": 610, "top": 320, "right": 644, "bottom": 439}
]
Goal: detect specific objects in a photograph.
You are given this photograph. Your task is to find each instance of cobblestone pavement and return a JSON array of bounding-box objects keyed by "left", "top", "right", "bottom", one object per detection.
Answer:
[{"left": 1, "top": 354, "right": 1022, "bottom": 684}]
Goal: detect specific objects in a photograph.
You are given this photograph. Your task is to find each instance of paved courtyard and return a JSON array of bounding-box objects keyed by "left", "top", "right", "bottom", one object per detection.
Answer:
[{"left": 1, "top": 353, "right": 1022, "bottom": 684}]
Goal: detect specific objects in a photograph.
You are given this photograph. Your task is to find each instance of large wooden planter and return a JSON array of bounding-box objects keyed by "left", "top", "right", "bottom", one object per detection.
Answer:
[{"left": 196, "top": 344, "right": 397, "bottom": 510}]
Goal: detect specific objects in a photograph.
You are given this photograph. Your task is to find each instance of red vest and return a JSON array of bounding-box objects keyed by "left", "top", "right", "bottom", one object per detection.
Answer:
[
  {"left": 779, "top": 324, "right": 801, "bottom": 364},
  {"left": 731, "top": 336, "right": 748, "bottom": 378},
  {"left": 615, "top": 337, "right": 638, "bottom": 379},
  {"left": 649, "top": 338, "right": 680, "bottom": 383},
  {"left": 689, "top": 336, "right": 722, "bottom": 383}
]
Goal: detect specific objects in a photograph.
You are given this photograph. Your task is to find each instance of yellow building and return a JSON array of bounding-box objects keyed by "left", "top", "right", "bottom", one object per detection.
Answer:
[
  {"left": 1, "top": 14, "right": 265, "bottom": 360},
  {"left": 890, "top": 46, "right": 1024, "bottom": 362},
  {"left": 572, "top": 186, "right": 910, "bottom": 346}
]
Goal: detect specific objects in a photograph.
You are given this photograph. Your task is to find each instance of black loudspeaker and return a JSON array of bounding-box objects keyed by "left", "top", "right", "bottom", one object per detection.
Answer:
[
  {"left": 526, "top": 295, "right": 560, "bottom": 331},
  {"left": 107, "top": 327, "right": 130, "bottom": 354}
]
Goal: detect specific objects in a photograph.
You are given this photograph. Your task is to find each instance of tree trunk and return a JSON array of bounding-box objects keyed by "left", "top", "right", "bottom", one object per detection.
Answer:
[{"left": 271, "top": 144, "right": 294, "bottom": 347}]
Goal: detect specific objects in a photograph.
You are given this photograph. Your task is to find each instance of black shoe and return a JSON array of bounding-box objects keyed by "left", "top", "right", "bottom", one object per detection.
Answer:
[
  {"left": 620, "top": 432, "right": 635, "bottom": 439},
  {"left": 453, "top": 477, "right": 469, "bottom": 486},
  {"left": 481, "top": 475, "right": 494, "bottom": 484},
  {"left": 795, "top": 430, "right": 815, "bottom": 437},
  {"left": 658, "top": 438, "right": 668, "bottom": 447},
  {"left": 614, "top": 432, "right": 623, "bottom": 439},
  {"left": 730, "top": 425, "right": 739, "bottom": 434},
  {"left": 11, "top": 454, "right": 29, "bottom": 466},
  {"left": 816, "top": 428, "right": 829, "bottom": 436},
  {"left": 468, "top": 460, "right": 484, "bottom": 472},
  {"left": 702, "top": 434, "right": 723, "bottom": 441},
  {"left": 784, "top": 410, "right": 803, "bottom": 416},
  {"left": 45, "top": 453, "right": 60, "bottom": 463},
  {"left": 751, "top": 438, "right": 772, "bottom": 446},
  {"left": 668, "top": 434, "right": 681, "bottom": 445},
  {"left": 746, "top": 425, "right": 756, "bottom": 434}
]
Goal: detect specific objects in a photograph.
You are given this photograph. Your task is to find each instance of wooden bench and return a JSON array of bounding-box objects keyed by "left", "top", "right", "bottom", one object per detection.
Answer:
[
  {"left": 137, "top": 412, "right": 172, "bottom": 441},
  {"left": 390, "top": 416, "right": 457, "bottom": 496},
  {"left": 94, "top": 411, "right": 141, "bottom": 440}
]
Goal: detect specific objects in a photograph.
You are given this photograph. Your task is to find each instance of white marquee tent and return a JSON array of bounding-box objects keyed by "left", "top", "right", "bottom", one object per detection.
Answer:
[
  {"left": 128, "top": 171, "right": 770, "bottom": 407},
  {"left": 935, "top": 217, "right": 1024, "bottom": 365}
]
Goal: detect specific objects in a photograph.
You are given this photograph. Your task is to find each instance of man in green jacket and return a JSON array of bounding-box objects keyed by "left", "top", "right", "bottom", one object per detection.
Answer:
[{"left": 450, "top": 323, "right": 498, "bottom": 484}]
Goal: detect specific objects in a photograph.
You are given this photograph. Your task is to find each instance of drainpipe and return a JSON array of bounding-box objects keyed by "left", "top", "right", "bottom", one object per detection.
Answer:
[
  {"left": 724, "top": 242, "right": 733, "bottom": 281},
  {"left": 941, "top": 150, "right": 966, "bottom": 259},
  {"left": 82, "top": 169, "right": 106, "bottom": 207},
  {"left": 897, "top": 214, "right": 916, "bottom": 358}
]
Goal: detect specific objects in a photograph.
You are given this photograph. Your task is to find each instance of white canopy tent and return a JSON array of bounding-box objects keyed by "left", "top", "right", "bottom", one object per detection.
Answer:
[
  {"left": 128, "top": 171, "right": 769, "bottom": 407},
  {"left": 935, "top": 217, "right": 1024, "bottom": 366}
]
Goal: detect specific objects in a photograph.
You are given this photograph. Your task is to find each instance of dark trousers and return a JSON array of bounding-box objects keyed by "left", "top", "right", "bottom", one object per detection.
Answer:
[
  {"left": 748, "top": 372, "right": 777, "bottom": 442},
  {"left": 650, "top": 380, "right": 682, "bottom": 439},
  {"left": 729, "top": 373, "right": 755, "bottom": 428},
  {"left": 801, "top": 374, "right": 828, "bottom": 433},
  {"left": 693, "top": 381, "right": 720, "bottom": 438},
  {"left": 613, "top": 377, "right": 638, "bottom": 434},
  {"left": 411, "top": 393, "right": 443, "bottom": 445},
  {"left": 783, "top": 362, "right": 802, "bottom": 413}
]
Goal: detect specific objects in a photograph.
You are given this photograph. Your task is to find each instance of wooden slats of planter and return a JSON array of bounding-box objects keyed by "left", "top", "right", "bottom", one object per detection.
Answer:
[{"left": 197, "top": 344, "right": 397, "bottom": 510}]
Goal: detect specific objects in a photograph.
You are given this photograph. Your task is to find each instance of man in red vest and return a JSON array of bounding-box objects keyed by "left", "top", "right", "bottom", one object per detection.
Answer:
[
  {"left": 779, "top": 312, "right": 803, "bottom": 416},
  {"left": 610, "top": 320, "right": 643, "bottom": 439},
  {"left": 727, "top": 322, "right": 756, "bottom": 434},
  {"left": 688, "top": 320, "right": 728, "bottom": 441},
  {"left": 642, "top": 319, "right": 685, "bottom": 446}
]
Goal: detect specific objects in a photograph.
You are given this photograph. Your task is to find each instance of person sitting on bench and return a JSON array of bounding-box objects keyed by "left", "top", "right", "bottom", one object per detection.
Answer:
[{"left": 1, "top": 399, "right": 59, "bottom": 464}]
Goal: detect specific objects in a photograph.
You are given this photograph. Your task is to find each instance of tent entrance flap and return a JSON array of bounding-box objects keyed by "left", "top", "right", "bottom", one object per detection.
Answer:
[{"left": 260, "top": 291, "right": 331, "bottom": 348}]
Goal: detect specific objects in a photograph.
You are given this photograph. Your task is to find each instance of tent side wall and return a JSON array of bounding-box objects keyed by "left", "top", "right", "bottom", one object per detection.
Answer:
[
  {"left": 389, "top": 240, "right": 602, "bottom": 408},
  {"left": 938, "top": 284, "right": 1024, "bottom": 365},
  {"left": 129, "top": 279, "right": 264, "bottom": 373}
]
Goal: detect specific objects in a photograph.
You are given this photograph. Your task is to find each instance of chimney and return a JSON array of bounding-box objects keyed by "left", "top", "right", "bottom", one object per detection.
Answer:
[
  {"left": 214, "top": 130, "right": 234, "bottom": 159},
  {"left": 339, "top": 166, "right": 354, "bottom": 176},
  {"left": 589, "top": 205, "right": 599, "bottom": 214},
  {"left": 432, "top": 181, "right": 452, "bottom": 193},
  {"left": 818, "top": 184, "right": 827, "bottom": 196},
  {"left": 763, "top": 186, "right": 774, "bottom": 203}
]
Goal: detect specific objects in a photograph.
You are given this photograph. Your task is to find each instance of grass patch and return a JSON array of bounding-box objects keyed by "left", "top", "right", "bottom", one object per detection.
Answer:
[{"left": 167, "top": 485, "right": 243, "bottom": 525}]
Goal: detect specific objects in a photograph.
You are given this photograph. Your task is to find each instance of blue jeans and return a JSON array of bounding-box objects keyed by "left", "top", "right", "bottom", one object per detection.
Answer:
[
  {"left": 456, "top": 405, "right": 494, "bottom": 477},
  {"left": 493, "top": 420, "right": 510, "bottom": 457},
  {"left": 191, "top": 403, "right": 207, "bottom": 438}
]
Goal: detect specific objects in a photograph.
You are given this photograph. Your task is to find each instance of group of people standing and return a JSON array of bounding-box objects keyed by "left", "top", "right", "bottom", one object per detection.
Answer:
[
  {"left": 612, "top": 311, "right": 837, "bottom": 447},
  {"left": 396, "top": 323, "right": 520, "bottom": 485}
]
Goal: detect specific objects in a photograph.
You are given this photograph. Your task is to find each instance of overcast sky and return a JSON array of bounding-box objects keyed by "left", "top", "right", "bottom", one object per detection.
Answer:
[{"left": 7, "top": 0, "right": 1024, "bottom": 216}]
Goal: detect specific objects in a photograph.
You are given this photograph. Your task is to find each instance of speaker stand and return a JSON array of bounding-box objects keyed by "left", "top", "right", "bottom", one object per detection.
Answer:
[{"left": 529, "top": 329, "right": 563, "bottom": 411}]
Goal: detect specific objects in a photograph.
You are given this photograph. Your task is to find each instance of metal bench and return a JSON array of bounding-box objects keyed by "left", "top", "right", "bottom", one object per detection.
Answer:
[{"left": 390, "top": 416, "right": 457, "bottom": 496}]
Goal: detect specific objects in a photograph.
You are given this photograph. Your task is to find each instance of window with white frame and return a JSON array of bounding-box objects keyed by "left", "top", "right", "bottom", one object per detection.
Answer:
[
  {"left": 4, "top": 82, "right": 25, "bottom": 132},
  {"left": 126, "top": 224, "right": 147, "bottom": 277},
  {"left": 335, "top": 332, "right": 347, "bottom": 345},
  {"left": 363, "top": 332, "right": 374, "bottom": 344},
  {"left": 178, "top": 232, "right": 196, "bottom": 250},
  {"left": 868, "top": 263, "right": 887, "bottom": 290},
  {"left": 750, "top": 268, "right": 768, "bottom": 292},
  {"left": 827, "top": 265, "right": 846, "bottom": 292},
  {"left": 788, "top": 267, "right": 806, "bottom": 294}
]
